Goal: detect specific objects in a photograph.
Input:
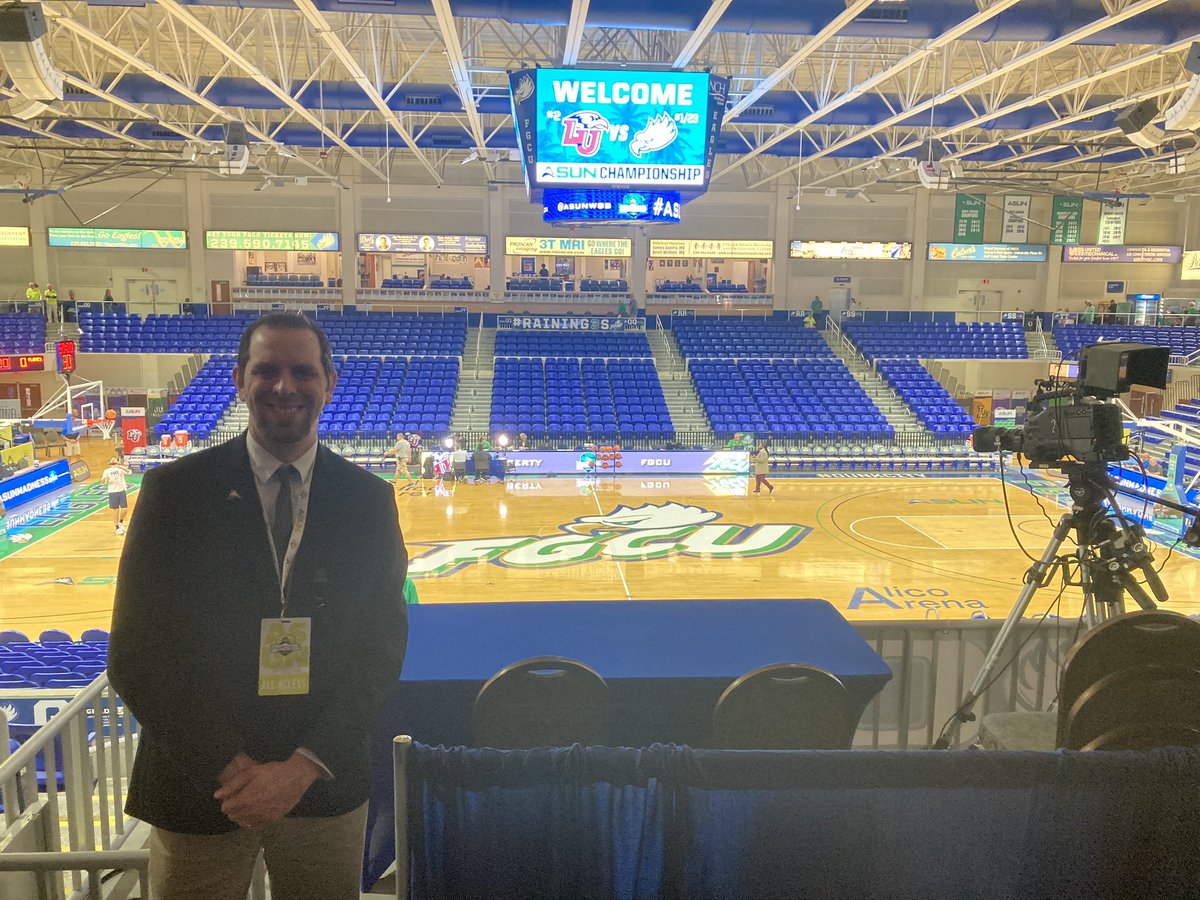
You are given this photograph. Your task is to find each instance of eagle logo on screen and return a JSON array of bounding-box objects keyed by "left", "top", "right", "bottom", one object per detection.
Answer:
[
  {"left": 513, "top": 74, "right": 534, "bottom": 104},
  {"left": 629, "top": 113, "right": 678, "bottom": 158},
  {"left": 561, "top": 111, "right": 610, "bottom": 157}
]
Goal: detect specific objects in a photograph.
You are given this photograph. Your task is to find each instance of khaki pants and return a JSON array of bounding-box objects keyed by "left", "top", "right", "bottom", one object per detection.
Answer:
[
  {"left": 395, "top": 460, "right": 410, "bottom": 484},
  {"left": 149, "top": 804, "right": 367, "bottom": 900}
]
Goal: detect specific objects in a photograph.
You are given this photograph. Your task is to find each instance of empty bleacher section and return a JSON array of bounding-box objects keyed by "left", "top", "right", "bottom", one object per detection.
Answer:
[
  {"left": 80, "top": 311, "right": 467, "bottom": 356},
  {"left": 0, "top": 313, "right": 44, "bottom": 353},
  {"left": 579, "top": 278, "right": 629, "bottom": 292},
  {"left": 246, "top": 273, "right": 325, "bottom": 288},
  {"left": 152, "top": 355, "right": 237, "bottom": 441},
  {"left": 691, "top": 360, "right": 891, "bottom": 438},
  {"left": 321, "top": 356, "right": 457, "bottom": 439},
  {"left": 1054, "top": 324, "right": 1200, "bottom": 360},
  {"left": 507, "top": 276, "right": 563, "bottom": 292},
  {"left": 0, "top": 633, "right": 108, "bottom": 690},
  {"left": 672, "top": 318, "right": 834, "bottom": 359},
  {"left": 494, "top": 331, "right": 651, "bottom": 359},
  {"left": 843, "top": 321, "right": 1027, "bottom": 360},
  {"left": 656, "top": 279, "right": 747, "bottom": 293},
  {"left": 490, "top": 355, "right": 672, "bottom": 441},
  {"left": 381, "top": 275, "right": 474, "bottom": 290},
  {"left": 876, "top": 361, "right": 974, "bottom": 437}
]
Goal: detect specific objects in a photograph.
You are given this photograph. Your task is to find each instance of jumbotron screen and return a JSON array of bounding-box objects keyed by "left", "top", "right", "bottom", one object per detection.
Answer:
[{"left": 509, "top": 68, "right": 729, "bottom": 193}]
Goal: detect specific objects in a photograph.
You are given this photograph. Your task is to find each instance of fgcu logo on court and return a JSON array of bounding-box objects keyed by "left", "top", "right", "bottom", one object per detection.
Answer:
[{"left": 408, "top": 502, "right": 812, "bottom": 578}]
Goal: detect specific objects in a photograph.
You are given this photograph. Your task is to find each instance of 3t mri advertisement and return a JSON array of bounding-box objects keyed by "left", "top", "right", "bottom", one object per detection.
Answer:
[{"left": 510, "top": 68, "right": 729, "bottom": 192}]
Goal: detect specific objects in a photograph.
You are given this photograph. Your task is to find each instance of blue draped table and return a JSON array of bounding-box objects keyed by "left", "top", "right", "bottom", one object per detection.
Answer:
[
  {"left": 363, "top": 599, "right": 892, "bottom": 887},
  {"left": 396, "top": 742, "right": 1200, "bottom": 899}
]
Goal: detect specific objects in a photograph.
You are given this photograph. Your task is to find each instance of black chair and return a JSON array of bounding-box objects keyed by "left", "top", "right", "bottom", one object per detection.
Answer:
[
  {"left": 1056, "top": 611, "right": 1200, "bottom": 747},
  {"left": 473, "top": 656, "right": 610, "bottom": 749},
  {"left": 712, "top": 663, "right": 856, "bottom": 750},
  {"left": 1060, "top": 663, "right": 1200, "bottom": 751}
]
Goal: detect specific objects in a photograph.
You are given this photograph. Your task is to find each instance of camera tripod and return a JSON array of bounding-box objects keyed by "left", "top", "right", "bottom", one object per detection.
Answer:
[{"left": 936, "top": 460, "right": 1167, "bottom": 748}]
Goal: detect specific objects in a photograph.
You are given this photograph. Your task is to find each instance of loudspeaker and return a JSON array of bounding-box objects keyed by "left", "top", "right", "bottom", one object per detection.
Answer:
[
  {"left": 223, "top": 121, "right": 250, "bottom": 146},
  {"left": 1116, "top": 99, "right": 1158, "bottom": 134},
  {"left": 1185, "top": 41, "right": 1200, "bottom": 76},
  {"left": 0, "top": 3, "right": 47, "bottom": 43}
]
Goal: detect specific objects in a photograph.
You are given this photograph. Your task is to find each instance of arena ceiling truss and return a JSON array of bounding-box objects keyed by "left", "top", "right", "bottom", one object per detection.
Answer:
[{"left": 0, "top": 0, "right": 1196, "bottom": 201}]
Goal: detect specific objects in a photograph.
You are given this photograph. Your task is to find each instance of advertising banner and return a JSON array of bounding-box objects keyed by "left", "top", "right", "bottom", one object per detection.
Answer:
[
  {"left": 504, "top": 450, "right": 749, "bottom": 476},
  {"left": 788, "top": 241, "right": 911, "bottom": 260},
  {"left": 1001, "top": 195, "right": 1031, "bottom": 243},
  {"left": 48, "top": 228, "right": 188, "bottom": 250},
  {"left": 1097, "top": 199, "right": 1128, "bottom": 246},
  {"left": 497, "top": 315, "right": 645, "bottom": 331},
  {"left": 1050, "top": 196, "right": 1083, "bottom": 244},
  {"left": 1062, "top": 245, "right": 1182, "bottom": 264},
  {"left": 505, "top": 236, "right": 632, "bottom": 257},
  {"left": 1183, "top": 250, "right": 1200, "bottom": 281},
  {"left": 953, "top": 194, "right": 986, "bottom": 243},
  {"left": 650, "top": 239, "right": 773, "bottom": 259},
  {"left": 0, "top": 459, "right": 72, "bottom": 510},
  {"left": 357, "top": 233, "right": 488, "bottom": 254},
  {"left": 120, "top": 407, "right": 147, "bottom": 456},
  {"left": 511, "top": 68, "right": 729, "bottom": 190},
  {"left": 206, "top": 231, "right": 339, "bottom": 251},
  {"left": 0, "top": 226, "right": 29, "bottom": 247},
  {"left": 927, "top": 243, "right": 1048, "bottom": 262},
  {"left": 542, "top": 189, "right": 682, "bottom": 224}
]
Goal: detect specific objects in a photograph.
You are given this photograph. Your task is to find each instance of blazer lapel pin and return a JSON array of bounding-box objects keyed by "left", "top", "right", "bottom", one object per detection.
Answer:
[{"left": 227, "top": 489, "right": 242, "bottom": 500}]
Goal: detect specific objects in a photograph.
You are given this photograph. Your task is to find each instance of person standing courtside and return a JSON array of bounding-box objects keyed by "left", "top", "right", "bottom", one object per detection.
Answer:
[
  {"left": 108, "top": 313, "right": 409, "bottom": 900},
  {"left": 100, "top": 456, "right": 132, "bottom": 534},
  {"left": 43, "top": 283, "right": 59, "bottom": 325},
  {"left": 383, "top": 430, "right": 412, "bottom": 491},
  {"left": 752, "top": 443, "right": 775, "bottom": 495}
]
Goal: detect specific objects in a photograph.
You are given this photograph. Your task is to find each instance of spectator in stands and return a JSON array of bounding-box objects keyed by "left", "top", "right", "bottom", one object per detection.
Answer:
[
  {"left": 103, "top": 287, "right": 114, "bottom": 303},
  {"left": 1083, "top": 301, "right": 1095, "bottom": 324},
  {"left": 451, "top": 442, "right": 469, "bottom": 481},
  {"left": 108, "top": 313, "right": 408, "bottom": 900},
  {"left": 517, "top": 431, "right": 529, "bottom": 450},
  {"left": 803, "top": 311, "right": 817, "bottom": 328},
  {"left": 1189, "top": 300, "right": 1199, "bottom": 325},
  {"left": 618, "top": 300, "right": 628, "bottom": 317},
  {"left": 538, "top": 263, "right": 549, "bottom": 277},
  {"left": 100, "top": 457, "right": 132, "bottom": 535},
  {"left": 24, "top": 282, "right": 39, "bottom": 311},
  {"left": 43, "top": 283, "right": 58, "bottom": 324},
  {"left": 384, "top": 430, "right": 412, "bottom": 490},
  {"left": 473, "top": 443, "right": 491, "bottom": 483},
  {"left": 1103, "top": 300, "right": 1116, "bottom": 324},
  {"left": 752, "top": 444, "right": 775, "bottom": 495}
]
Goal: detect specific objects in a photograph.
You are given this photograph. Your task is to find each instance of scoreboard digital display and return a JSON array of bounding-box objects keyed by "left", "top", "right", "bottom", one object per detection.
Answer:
[
  {"left": 510, "top": 68, "right": 729, "bottom": 193},
  {"left": 56, "top": 340, "right": 77, "bottom": 374},
  {"left": 0, "top": 354, "right": 45, "bottom": 372}
]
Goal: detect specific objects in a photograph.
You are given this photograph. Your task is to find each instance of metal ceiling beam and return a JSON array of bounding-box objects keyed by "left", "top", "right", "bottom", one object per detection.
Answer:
[
  {"left": 561, "top": 0, "right": 590, "bottom": 66},
  {"left": 62, "top": 73, "right": 214, "bottom": 147},
  {"left": 720, "top": 0, "right": 1027, "bottom": 176},
  {"left": 744, "top": 0, "right": 1174, "bottom": 189},
  {"left": 431, "top": 0, "right": 488, "bottom": 152},
  {"left": 724, "top": 0, "right": 878, "bottom": 122},
  {"left": 42, "top": 6, "right": 338, "bottom": 182},
  {"left": 291, "top": 0, "right": 443, "bottom": 185},
  {"left": 673, "top": 0, "right": 733, "bottom": 68},
  {"left": 153, "top": 0, "right": 386, "bottom": 181}
]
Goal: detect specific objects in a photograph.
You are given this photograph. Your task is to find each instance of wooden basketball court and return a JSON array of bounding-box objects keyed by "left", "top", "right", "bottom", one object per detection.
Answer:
[{"left": 4, "top": 437, "right": 1199, "bottom": 636}]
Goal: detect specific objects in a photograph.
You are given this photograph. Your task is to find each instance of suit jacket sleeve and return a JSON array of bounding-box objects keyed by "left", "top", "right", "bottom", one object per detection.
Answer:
[
  {"left": 108, "top": 465, "right": 246, "bottom": 788},
  {"left": 298, "top": 480, "right": 408, "bottom": 776}
]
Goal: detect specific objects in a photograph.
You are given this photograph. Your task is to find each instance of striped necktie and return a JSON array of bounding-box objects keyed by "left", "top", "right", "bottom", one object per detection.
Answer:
[{"left": 271, "top": 464, "right": 297, "bottom": 569}]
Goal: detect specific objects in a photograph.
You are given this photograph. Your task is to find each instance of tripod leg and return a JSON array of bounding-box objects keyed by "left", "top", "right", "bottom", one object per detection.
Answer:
[{"left": 936, "top": 513, "right": 1073, "bottom": 748}]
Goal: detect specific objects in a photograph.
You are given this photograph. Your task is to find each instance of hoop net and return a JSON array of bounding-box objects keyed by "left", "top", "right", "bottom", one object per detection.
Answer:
[{"left": 84, "top": 418, "right": 117, "bottom": 441}]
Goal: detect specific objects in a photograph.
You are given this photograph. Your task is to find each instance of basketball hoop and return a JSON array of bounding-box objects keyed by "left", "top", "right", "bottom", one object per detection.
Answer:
[{"left": 84, "top": 415, "right": 116, "bottom": 442}]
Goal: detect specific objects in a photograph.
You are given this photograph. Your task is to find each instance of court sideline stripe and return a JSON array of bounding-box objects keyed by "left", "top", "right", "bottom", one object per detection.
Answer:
[{"left": 590, "top": 488, "right": 633, "bottom": 601}]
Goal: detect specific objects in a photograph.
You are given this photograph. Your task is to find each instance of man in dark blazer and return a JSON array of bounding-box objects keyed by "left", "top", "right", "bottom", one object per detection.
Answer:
[{"left": 109, "top": 313, "right": 408, "bottom": 900}]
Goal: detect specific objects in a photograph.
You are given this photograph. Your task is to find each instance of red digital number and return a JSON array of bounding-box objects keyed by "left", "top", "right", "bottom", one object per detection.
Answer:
[{"left": 0, "top": 357, "right": 10, "bottom": 371}]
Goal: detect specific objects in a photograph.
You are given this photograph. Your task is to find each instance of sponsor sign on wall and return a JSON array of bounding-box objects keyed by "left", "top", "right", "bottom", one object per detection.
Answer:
[
  {"left": 788, "top": 241, "right": 911, "bottom": 260},
  {"left": 1062, "top": 245, "right": 1182, "bottom": 264},
  {"left": 357, "top": 233, "right": 488, "bottom": 254},
  {"left": 505, "top": 236, "right": 632, "bottom": 257},
  {"left": 496, "top": 316, "right": 645, "bottom": 331},
  {"left": 48, "top": 228, "right": 187, "bottom": 249},
  {"left": 649, "top": 239, "right": 773, "bottom": 258},
  {"left": 927, "top": 242, "right": 1048, "bottom": 262},
  {"left": 206, "top": 231, "right": 339, "bottom": 251},
  {"left": 0, "top": 226, "right": 30, "bottom": 246},
  {"left": 1182, "top": 250, "right": 1200, "bottom": 281}
]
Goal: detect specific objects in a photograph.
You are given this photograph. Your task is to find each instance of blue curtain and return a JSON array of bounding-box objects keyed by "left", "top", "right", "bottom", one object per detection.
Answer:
[{"left": 403, "top": 743, "right": 1200, "bottom": 899}]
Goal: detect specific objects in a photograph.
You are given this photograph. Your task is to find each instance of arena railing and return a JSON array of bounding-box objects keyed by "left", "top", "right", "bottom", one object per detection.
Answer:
[{"left": 0, "top": 674, "right": 148, "bottom": 899}]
